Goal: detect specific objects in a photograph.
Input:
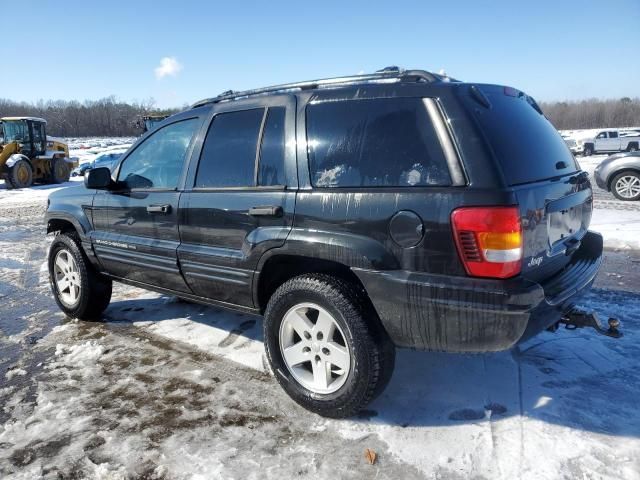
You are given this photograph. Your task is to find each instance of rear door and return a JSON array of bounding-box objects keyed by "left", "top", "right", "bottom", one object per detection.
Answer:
[
  {"left": 178, "top": 95, "right": 296, "bottom": 307},
  {"left": 465, "top": 85, "right": 592, "bottom": 282},
  {"left": 91, "top": 116, "right": 202, "bottom": 292},
  {"left": 607, "top": 130, "right": 621, "bottom": 151}
]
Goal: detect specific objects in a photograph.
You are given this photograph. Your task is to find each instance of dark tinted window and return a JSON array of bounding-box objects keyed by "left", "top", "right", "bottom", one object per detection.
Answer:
[
  {"left": 118, "top": 118, "right": 199, "bottom": 189},
  {"left": 609, "top": 131, "right": 618, "bottom": 138},
  {"left": 468, "top": 86, "right": 578, "bottom": 185},
  {"left": 195, "top": 109, "right": 264, "bottom": 188},
  {"left": 258, "top": 107, "right": 286, "bottom": 186},
  {"left": 306, "top": 98, "right": 451, "bottom": 187},
  {"left": 596, "top": 132, "right": 607, "bottom": 139}
]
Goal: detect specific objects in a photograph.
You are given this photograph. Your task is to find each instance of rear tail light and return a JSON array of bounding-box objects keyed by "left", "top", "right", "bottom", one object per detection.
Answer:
[{"left": 451, "top": 206, "right": 523, "bottom": 279}]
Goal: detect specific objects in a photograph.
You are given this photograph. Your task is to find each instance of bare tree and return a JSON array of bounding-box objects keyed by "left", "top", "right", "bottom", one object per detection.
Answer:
[
  {"left": 0, "top": 97, "right": 178, "bottom": 137},
  {"left": 541, "top": 98, "right": 640, "bottom": 130}
]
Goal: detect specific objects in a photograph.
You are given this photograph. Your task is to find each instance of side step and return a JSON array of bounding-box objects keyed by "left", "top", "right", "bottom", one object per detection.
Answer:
[{"left": 559, "top": 308, "right": 622, "bottom": 338}]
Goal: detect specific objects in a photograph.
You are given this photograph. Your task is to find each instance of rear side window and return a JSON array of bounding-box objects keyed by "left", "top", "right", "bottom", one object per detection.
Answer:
[
  {"left": 195, "top": 109, "right": 264, "bottom": 188},
  {"left": 469, "top": 86, "right": 578, "bottom": 185},
  {"left": 258, "top": 107, "right": 286, "bottom": 186},
  {"left": 306, "top": 98, "right": 452, "bottom": 187}
]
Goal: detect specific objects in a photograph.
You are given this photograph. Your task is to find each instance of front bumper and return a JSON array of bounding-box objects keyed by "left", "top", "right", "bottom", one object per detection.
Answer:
[
  {"left": 570, "top": 146, "right": 583, "bottom": 155},
  {"left": 354, "top": 231, "right": 603, "bottom": 353}
]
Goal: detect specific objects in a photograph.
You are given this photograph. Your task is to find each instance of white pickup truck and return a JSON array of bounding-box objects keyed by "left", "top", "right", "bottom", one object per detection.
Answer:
[{"left": 578, "top": 129, "right": 640, "bottom": 156}]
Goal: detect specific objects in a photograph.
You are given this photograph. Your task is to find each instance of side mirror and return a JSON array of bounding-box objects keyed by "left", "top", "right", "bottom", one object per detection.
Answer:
[{"left": 85, "top": 167, "right": 112, "bottom": 190}]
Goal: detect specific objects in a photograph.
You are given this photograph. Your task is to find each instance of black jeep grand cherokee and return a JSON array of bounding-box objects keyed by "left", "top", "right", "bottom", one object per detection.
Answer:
[{"left": 45, "top": 68, "right": 602, "bottom": 417}]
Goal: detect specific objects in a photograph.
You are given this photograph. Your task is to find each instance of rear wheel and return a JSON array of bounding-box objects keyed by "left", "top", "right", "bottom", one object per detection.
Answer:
[
  {"left": 264, "top": 274, "right": 395, "bottom": 418},
  {"left": 48, "top": 233, "right": 112, "bottom": 319},
  {"left": 627, "top": 144, "right": 639, "bottom": 153},
  {"left": 50, "top": 157, "right": 71, "bottom": 184},
  {"left": 611, "top": 171, "right": 640, "bottom": 201},
  {"left": 7, "top": 159, "right": 33, "bottom": 188}
]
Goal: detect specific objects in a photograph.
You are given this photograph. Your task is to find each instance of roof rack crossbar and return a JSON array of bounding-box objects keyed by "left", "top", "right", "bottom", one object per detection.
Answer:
[{"left": 191, "top": 68, "right": 443, "bottom": 108}]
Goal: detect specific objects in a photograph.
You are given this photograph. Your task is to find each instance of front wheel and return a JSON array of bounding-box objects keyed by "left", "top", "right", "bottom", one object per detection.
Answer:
[
  {"left": 583, "top": 145, "right": 594, "bottom": 156},
  {"left": 48, "top": 233, "right": 112, "bottom": 319},
  {"left": 264, "top": 274, "right": 395, "bottom": 418},
  {"left": 8, "top": 159, "right": 33, "bottom": 188},
  {"left": 611, "top": 171, "right": 640, "bottom": 201}
]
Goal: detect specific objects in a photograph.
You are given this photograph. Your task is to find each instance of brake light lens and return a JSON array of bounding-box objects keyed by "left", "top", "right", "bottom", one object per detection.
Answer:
[{"left": 451, "top": 206, "right": 523, "bottom": 279}]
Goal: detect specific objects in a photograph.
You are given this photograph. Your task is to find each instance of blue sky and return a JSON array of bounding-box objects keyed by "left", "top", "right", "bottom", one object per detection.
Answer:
[{"left": 3, "top": 0, "right": 638, "bottom": 108}]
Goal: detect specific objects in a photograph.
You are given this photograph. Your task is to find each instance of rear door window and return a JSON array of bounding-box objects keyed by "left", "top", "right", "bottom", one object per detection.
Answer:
[
  {"left": 468, "top": 86, "right": 578, "bottom": 185},
  {"left": 306, "top": 98, "right": 452, "bottom": 187},
  {"left": 195, "top": 109, "right": 264, "bottom": 188}
]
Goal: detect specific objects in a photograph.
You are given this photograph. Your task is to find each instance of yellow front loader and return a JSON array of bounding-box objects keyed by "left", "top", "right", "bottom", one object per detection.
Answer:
[{"left": 0, "top": 117, "right": 78, "bottom": 189}]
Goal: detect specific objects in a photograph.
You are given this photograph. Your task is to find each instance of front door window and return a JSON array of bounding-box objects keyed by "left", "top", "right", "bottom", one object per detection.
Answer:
[{"left": 117, "top": 118, "right": 200, "bottom": 189}]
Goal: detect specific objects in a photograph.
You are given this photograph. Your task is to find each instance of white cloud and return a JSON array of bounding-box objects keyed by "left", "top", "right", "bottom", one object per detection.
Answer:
[{"left": 154, "top": 57, "right": 183, "bottom": 79}]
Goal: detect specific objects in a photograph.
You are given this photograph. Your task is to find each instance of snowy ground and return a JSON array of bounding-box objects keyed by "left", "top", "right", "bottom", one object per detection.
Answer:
[{"left": 1, "top": 143, "right": 640, "bottom": 478}]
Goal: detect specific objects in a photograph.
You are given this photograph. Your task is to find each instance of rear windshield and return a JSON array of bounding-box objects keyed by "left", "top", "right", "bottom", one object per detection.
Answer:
[{"left": 468, "top": 85, "right": 578, "bottom": 185}]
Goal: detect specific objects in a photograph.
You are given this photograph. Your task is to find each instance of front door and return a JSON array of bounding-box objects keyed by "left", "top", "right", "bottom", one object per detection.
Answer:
[
  {"left": 178, "top": 96, "right": 297, "bottom": 307},
  {"left": 91, "top": 116, "right": 202, "bottom": 293}
]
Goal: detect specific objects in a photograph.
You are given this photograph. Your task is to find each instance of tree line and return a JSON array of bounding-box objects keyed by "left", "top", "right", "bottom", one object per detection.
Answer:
[
  {"left": 0, "top": 97, "right": 179, "bottom": 137},
  {"left": 1, "top": 96, "right": 639, "bottom": 137},
  {"left": 540, "top": 97, "right": 640, "bottom": 130}
]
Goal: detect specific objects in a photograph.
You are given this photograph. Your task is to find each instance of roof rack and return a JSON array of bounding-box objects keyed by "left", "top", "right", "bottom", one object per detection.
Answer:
[{"left": 191, "top": 67, "right": 451, "bottom": 108}]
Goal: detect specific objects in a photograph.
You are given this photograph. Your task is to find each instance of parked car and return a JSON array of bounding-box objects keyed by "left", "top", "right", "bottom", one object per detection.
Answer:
[
  {"left": 71, "top": 162, "right": 94, "bottom": 177},
  {"left": 92, "top": 152, "right": 122, "bottom": 171},
  {"left": 577, "top": 129, "right": 640, "bottom": 156},
  {"left": 45, "top": 69, "right": 603, "bottom": 418},
  {"left": 594, "top": 151, "right": 640, "bottom": 201},
  {"left": 562, "top": 135, "right": 580, "bottom": 155},
  {"left": 71, "top": 153, "right": 122, "bottom": 177}
]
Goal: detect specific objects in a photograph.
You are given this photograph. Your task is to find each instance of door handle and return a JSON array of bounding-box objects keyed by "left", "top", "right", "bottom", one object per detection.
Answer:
[
  {"left": 248, "top": 206, "right": 283, "bottom": 217},
  {"left": 146, "top": 204, "right": 171, "bottom": 214}
]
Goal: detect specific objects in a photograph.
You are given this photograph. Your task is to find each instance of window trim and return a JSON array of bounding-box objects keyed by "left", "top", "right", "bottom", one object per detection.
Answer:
[
  {"left": 304, "top": 96, "right": 464, "bottom": 189},
  {"left": 113, "top": 116, "right": 201, "bottom": 192}
]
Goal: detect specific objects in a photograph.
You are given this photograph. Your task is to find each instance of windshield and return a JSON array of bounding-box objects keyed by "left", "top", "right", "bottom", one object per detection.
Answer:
[{"left": 2, "top": 120, "right": 29, "bottom": 143}]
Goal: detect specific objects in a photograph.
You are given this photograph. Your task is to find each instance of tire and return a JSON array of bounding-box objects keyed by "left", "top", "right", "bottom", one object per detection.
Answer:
[
  {"left": 48, "top": 232, "right": 112, "bottom": 320},
  {"left": 611, "top": 171, "right": 640, "bottom": 201},
  {"left": 263, "top": 274, "right": 395, "bottom": 418},
  {"left": 49, "top": 157, "right": 71, "bottom": 184},
  {"left": 583, "top": 145, "right": 594, "bottom": 156},
  {"left": 7, "top": 159, "right": 33, "bottom": 188},
  {"left": 627, "top": 144, "right": 638, "bottom": 153}
]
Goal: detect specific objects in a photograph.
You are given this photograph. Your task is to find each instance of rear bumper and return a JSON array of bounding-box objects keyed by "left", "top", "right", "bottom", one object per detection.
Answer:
[{"left": 354, "top": 231, "right": 603, "bottom": 352}]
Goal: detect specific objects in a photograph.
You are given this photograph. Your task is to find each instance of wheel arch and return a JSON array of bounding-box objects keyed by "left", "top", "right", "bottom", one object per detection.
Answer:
[
  {"left": 45, "top": 212, "right": 89, "bottom": 238},
  {"left": 5, "top": 154, "right": 33, "bottom": 169},
  {"left": 255, "top": 254, "right": 373, "bottom": 315}
]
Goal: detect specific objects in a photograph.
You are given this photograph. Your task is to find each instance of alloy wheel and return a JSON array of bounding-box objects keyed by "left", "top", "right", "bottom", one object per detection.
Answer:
[
  {"left": 279, "top": 302, "right": 351, "bottom": 394},
  {"left": 53, "top": 249, "right": 82, "bottom": 307},
  {"left": 615, "top": 175, "right": 640, "bottom": 199}
]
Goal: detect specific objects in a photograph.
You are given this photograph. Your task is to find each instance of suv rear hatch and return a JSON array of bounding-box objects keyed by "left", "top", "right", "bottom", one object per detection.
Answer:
[{"left": 464, "top": 84, "right": 593, "bottom": 283}]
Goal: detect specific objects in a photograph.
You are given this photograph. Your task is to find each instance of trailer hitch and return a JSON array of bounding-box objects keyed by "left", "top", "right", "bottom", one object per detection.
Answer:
[{"left": 560, "top": 308, "right": 622, "bottom": 338}]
